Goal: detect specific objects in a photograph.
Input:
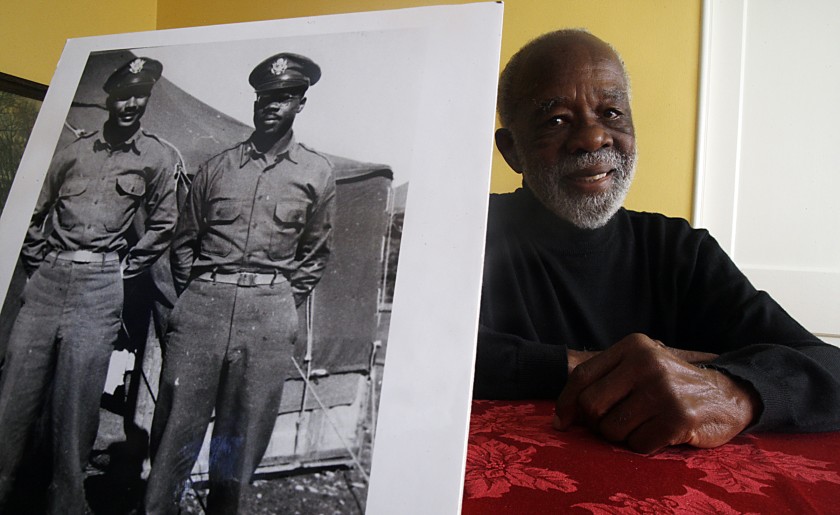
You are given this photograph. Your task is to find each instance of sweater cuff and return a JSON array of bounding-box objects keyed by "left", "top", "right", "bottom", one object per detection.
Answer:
[
  {"left": 516, "top": 343, "right": 568, "bottom": 398},
  {"left": 710, "top": 353, "right": 787, "bottom": 432}
]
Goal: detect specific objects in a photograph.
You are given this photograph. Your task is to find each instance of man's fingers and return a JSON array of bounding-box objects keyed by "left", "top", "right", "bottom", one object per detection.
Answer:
[
  {"left": 596, "top": 391, "right": 656, "bottom": 443},
  {"left": 554, "top": 389, "right": 577, "bottom": 430},
  {"left": 625, "top": 415, "right": 691, "bottom": 455},
  {"left": 555, "top": 347, "right": 624, "bottom": 429},
  {"left": 575, "top": 362, "right": 641, "bottom": 426},
  {"left": 556, "top": 334, "right": 756, "bottom": 452}
]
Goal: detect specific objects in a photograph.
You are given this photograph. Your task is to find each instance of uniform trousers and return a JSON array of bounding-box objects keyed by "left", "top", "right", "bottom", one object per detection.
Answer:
[
  {"left": 144, "top": 278, "right": 298, "bottom": 515},
  {"left": 0, "top": 257, "right": 123, "bottom": 514}
]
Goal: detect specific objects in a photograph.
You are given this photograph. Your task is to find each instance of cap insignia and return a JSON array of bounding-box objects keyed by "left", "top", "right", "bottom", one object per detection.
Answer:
[
  {"left": 270, "top": 57, "right": 288, "bottom": 76},
  {"left": 129, "top": 58, "right": 145, "bottom": 74}
]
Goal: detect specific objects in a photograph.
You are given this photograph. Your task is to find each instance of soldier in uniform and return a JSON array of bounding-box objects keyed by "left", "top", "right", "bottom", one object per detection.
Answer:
[
  {"left": 0, "top": 57, "right": 179, "bottom": 513},
  {"left": 144, "top": 52, "right": 336, "bottom": 514}
]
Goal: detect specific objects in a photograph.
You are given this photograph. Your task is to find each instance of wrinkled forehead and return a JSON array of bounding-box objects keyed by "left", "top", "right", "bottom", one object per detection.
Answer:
[
  {"left": 520, "top": 44, "right": 627, "bottom": 93},
  {"left": 518, "top": 38, "right": 629, "bottom": 100}
]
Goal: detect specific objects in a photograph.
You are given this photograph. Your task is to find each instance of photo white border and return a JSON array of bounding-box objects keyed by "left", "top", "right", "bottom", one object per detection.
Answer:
[{"left": 0, "top": 3, "right": 503, "bottom": 514}]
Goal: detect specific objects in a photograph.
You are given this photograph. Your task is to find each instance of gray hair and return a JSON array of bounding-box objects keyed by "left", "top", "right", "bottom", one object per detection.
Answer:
[{"left": 497, "top": 29, "right": 630, "bottom": 128}]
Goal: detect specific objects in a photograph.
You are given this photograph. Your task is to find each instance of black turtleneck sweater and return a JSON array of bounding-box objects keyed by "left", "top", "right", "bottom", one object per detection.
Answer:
[{"left": 474, "top": 188, "right": 840, "bottom": 433}]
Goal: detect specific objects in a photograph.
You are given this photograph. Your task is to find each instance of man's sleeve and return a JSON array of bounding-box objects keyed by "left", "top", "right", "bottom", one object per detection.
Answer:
[
  {"left": 472, "top": 223, "right": 571, "bottom": 399},
  {"left": 169, "top": 162, "right": 206, "bottom": 295},
  {"left": 680, "top": 232, "right": 840, "bottom": 433},
  {"left": 20, "top": 147, "right": 68, "bottom": 274},
  {"left": 290, "top": 171, "right": 336, "bottom": 306},
  {"left": 472, "top": 194, "right": 573, "bottom": 400},
  {"left": 474, "top": 324, "right": 568, "bottom": 399},
  {"left": 122, "top": 145, "right": 179, "bottom": 279}
]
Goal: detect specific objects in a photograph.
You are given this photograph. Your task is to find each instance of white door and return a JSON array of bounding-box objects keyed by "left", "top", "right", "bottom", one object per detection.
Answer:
[{"left": 694, "top": 0, "right": 840, "bottom": 346}]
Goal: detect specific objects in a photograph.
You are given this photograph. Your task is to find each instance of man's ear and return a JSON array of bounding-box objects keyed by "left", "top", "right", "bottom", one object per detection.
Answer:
[
  {"left": 495, "top": 128, "right": 523, "bottom": 174},
  {"left": 296, "top": 96, "right": 307, "bottom": 114}
]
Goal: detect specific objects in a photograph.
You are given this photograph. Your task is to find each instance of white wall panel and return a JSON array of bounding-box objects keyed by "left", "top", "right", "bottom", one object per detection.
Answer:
[{"left": 696, "top": 0, "right": 840, "bottom": 338}]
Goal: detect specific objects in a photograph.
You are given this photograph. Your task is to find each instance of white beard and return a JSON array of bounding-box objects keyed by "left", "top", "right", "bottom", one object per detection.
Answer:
[{"left": 519, "top": 145, "right": 637, "bottom": 230}]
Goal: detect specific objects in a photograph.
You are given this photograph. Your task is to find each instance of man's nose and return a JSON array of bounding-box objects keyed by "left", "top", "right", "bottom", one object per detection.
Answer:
[
  {"left": 125, "top": 96, "right": 137, "bottom": 108},
  {"left": 564, "top": 123, "right": 613, "bottom": 154}
]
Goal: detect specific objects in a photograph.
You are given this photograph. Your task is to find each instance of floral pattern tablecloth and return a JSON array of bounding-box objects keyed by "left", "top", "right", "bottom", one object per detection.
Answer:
[{"left": 462, "top": 400, "right": 840, "bottom": 514}]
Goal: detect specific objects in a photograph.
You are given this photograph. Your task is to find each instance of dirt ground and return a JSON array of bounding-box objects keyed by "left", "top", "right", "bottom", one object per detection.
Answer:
[
  {"left": 3, "top": 431, "right": 372, "bottom": 515},
  {"left": 179, "top": 468, "right": 368, "bottom": 515},
  {"left": 80, "top": 379, "right": 377, "bottom": 515},
  {"left": 78, "top": 314, "right": 390, "bottom": 514}
]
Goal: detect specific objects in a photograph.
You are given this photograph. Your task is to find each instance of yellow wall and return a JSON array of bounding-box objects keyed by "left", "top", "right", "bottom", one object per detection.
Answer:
[
  {"left": 0, "top": 0, "right": 158, "bottom": 85},
  {"left": 1, "top": 0, "right": 702, "bottom": 219},
  {"left": 157, "top": 0, "right": 702, "bottom": 219}
]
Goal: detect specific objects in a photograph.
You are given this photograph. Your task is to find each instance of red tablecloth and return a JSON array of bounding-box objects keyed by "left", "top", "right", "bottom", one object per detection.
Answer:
[{"left": 462, "top": 400, "right": 840, "bottom": 514}]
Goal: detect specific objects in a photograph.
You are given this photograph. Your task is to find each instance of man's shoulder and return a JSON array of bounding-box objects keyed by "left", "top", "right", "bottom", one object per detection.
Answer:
[
  {"left": 295, "top": 142, "right": 335, "bottom": 171},
  {"left": 488, "top": 190, "right": 528, "bottom": 221},
  {"left": 623, "top": 210, "right": 706, "bottom": 236},
  {"left": 620, "top": 209, "right": 715, "bottom": 254},
  {"left": 57, "top": 129, "right": 98, "bottom": 151},
  {"left": 201, "top": 141, "right": 249, "bottom": 168},
  {"left": 137, "top": 128, "right": 170, "bottom": 147},
  {"left": 488, "top": 190, "right": 520, "bottom": 207},
  {"left": 137, "top": 129, "right": 184, "bottom": 162}
]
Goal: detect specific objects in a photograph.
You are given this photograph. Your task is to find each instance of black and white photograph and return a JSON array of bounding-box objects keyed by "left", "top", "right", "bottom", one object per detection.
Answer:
[{"left": 0, "top": 4, "right": 503, "bottom": 514}]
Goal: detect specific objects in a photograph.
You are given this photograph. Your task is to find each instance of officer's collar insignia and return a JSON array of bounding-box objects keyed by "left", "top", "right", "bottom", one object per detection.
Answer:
[
  {"left": 271, "top": 58, "right": 288, "bottom": 76},
  {"left": 129, "top": 58, "right": 146, "bottom": 74}
]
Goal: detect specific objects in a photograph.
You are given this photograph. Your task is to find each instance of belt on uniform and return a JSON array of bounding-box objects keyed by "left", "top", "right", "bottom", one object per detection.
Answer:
[
  {"left": 196, "top": 271, "right": 287, "bottom": 287},
  {"left": 50, "top": 250, "right": 120, "bottom": 263}
]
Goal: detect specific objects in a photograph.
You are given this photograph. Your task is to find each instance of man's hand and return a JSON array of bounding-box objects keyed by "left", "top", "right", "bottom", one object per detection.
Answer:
[
  {"left": 567, "top": 344, "right": 718, "bottom": 375},
  {"left": 555, "top": 333, "right": 761, "bottom": 454},
  {"left": 567, "top": 349, "right": 600, "bottom": 374}
]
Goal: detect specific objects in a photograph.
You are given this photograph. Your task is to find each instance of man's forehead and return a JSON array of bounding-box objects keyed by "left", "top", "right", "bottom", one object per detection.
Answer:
[
  {"left": 524, "top": 57, "right": 629, "bottom": 102},
  {"left": 497, "top": 30, "right": 632, "bottom": 127},
  {"left": 529, "top": 49, "right": 626, "bottom": 81},
  {"left": 518, "top": 44, "right": 627, "bottom": 91}
]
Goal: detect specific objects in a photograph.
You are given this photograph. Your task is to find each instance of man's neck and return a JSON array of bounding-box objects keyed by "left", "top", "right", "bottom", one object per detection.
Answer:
[
  {"left": 103, "top": 120, "right": 140, "bottom": 147},
  {"left": 251, "top": 129, "right": 293, "bottom": 156}
]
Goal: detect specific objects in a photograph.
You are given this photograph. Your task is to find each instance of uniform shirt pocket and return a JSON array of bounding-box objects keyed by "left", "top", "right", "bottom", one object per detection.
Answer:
[
  {"left": 115, "top": 174, "right": 147, "bottom": 198},
  {"left": 56, "top": 177, "right": 88, "bottom": 229},
  {"left": 269, "top": 202, "right": 307, "bottom": 260},
  {"left": 202, "top": 199, "right": 241, "bottom": 257},
  {"left": 105, "top": 174, "right": 147, "bottom": 232}
]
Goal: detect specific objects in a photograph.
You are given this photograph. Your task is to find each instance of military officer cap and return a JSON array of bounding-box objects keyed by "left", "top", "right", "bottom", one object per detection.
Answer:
[
  {"left": 249, "top": 53, "right": 321, "bottom": 93},
  {"left": 103, "top": 57, "right": 163, "bottom": 96}
]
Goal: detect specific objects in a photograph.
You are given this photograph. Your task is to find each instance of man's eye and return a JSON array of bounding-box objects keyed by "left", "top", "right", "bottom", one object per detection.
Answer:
[
  {"left": 547, "top": 116, "right": 567, "bottom": 126},
  {"left": 604, "top": 108, "right": 623, "bottom": 119}
]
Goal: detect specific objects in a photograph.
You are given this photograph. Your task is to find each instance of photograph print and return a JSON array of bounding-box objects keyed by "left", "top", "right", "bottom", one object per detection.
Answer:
[
  {"left": 1, "top": 21, "right": 420, "bottom": 515},
  {"left": 0, "top": 5, "right": 503, "bottom": 514}
]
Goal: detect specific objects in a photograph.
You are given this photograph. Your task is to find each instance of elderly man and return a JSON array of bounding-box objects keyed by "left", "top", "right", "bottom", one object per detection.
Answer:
[
  {"left": 475, "top": 29, "right": 840, "bottom": 454},
  {"left": 0, "top": 57, "right": 178, "bottom": 513},
  {"left": 144, "top": 52, "right": 336, "bottom": 514}
]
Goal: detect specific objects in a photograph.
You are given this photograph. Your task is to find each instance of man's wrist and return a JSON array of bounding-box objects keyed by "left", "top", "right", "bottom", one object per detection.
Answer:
[{"left": 709, "top": 367, "right": 762, "bottom": 432}]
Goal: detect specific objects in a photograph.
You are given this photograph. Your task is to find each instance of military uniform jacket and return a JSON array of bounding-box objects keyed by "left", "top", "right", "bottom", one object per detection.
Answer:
[
  {"left": 171, "top": 133, "right": 336, "bottom": 302},
  {"left": 21, "top": 128, "right": 180, "bottom": 279}
]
